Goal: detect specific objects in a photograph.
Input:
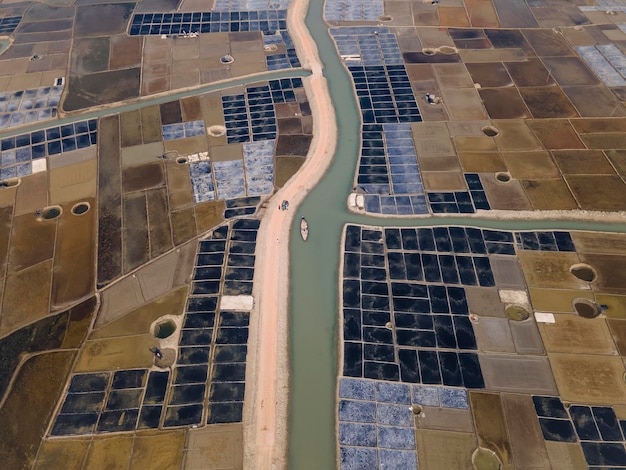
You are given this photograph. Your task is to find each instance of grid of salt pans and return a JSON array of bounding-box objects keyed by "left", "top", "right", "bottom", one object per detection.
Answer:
[
  {"left": 325, "top": 0, "right": 384, "bottom": 22},
  {"left": 243, "top": 140, "right": 274, "bottom": 196}
]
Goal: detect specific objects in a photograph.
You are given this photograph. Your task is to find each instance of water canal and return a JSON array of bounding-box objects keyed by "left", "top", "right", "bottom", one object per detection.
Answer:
[{"left": 286, "top": 1, "right": 626, "bottom": 469}]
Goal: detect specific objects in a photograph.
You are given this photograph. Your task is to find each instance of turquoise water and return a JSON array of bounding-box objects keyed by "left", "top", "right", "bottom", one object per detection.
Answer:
[
  {"left": 286, "top": 1, "right": 626, "bottom": 470},
  {"left": 0, "top": 39, "right": 9, "bottom": 55}
]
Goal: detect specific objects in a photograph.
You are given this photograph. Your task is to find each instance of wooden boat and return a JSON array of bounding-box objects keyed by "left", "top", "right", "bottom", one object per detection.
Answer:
[{"left": 300, "top": 217, "right": 309, "bottom": 241}]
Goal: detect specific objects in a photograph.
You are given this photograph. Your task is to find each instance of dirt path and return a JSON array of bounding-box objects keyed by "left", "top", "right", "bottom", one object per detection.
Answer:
[{"left": 245, "top": 0, "right": 337, "bottom": 468}]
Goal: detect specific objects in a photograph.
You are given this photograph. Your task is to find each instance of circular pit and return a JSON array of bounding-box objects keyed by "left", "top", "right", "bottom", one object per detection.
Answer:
[
  {"left": 570, "top": 263, "right": 596, "bottom": 282},
  {"left": 572, "top": 298, "right": 601, "bottom": 319},
  {"left": 71, "top": 202, "right": 90, "bottom": 216},
  {"left": 40, "top": 205, "right": 62, "bottom": 220},
  {"left": 153, "top": 319, "right": 177, "bottom": 339},
  {"left": 481, "top": 126, "right": 500, "bottom": 137}
]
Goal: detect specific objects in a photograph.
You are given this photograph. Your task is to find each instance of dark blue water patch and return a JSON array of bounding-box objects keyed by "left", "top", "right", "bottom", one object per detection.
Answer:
[
  {"left": 212, "top": 363, "right": 246, "bottom": 382},
  {"left": 465, "top": 173, "right": 483, "bottom": 190},
  {"left": 473, "top": 256, "right": 495, "bottom": 287},
  {"left": 196, "top": 253, "right": 225, "bottom": 266},
  {"left": 97, "top": 409, "right": 139, "bottom": 433},
  {"left": 455, "top": 256, "right": 477, "bottom": 286},
  {"left": 47, "top": 140, "right": 62, "bottom": 155},
  {"left": 362, "top": 310, "right": 390, "bottom": 326},
  {"left": 105, "top": 389, "right": 142, "bottom": 410},
  {"left": 170, "top": 384, "right": 206, "bottom": 405},
  {"left": 391, "top": 282, "right": 428, "bottom": 298},
  {"left": 364, "top": 343, "right": 395, "bottom": 362},
  {"left": 209, "top": 382, "right": 245, "bottom": 402},
  {"left": 463, "top": 228, "right": 486, "bottom": 254},
  {"left": 343, "top": 253, "right": 361, "bottom": 278},
  {"left": 533, "top": 396, "right": 568, "bottom": 418},
  {"left": 138, "top": 405, "right": 163, "bottom": 429},
  {"left": 224, "top": 267, "right": 254, "bottom": 281},
  {"left": 421, "top": 254, "right": 442, "bottom": 283},
  {"left": 68, "top": 373, "right": 109, "bottom": 393},
  {"left": 226, "top": 254, "right": 255, "bottom": 267},
  {"left": 61, "top": 392, "right": 106, "bottom": 414},
  {"left": 453, "top": 316, "right": 477, "bottom": 350},
  {"left": 519, "top": 232, "right": 540, "bottom": 250},
  {"left": 362, "top": 243, "right": 385, "bottom": 258},
  {"left": 192, "top": 280, "right": 221, "bottom": 295},
  {"left": 51, "top": 413, "right": 98, "bottom": 435},
  {"left": 537, "top": 232, "right": 558, "bottom": 251},
  {"left": 458, "top": 352, "right": 484, "bottom": 388},
  {"left": 343, "top": 342, "right": 363, "bottom": 377},
  {"left": 223, "top": 280, "right": 253, "bottom": 295},
  {"left": 428, "top": 285, "right": 449, "bottom": 313},
  {"left": 177, "top": 346, "right": 211, "bottom": 365},
  {"left": 539, "top": 417, "right": 578, "bottom": 442},
  {"left": 398, "top": 349, "right": 420, "bottom": 383},
  {"left": 360, "top": 254, "right": 385, "bottom": 268},
  {"left": 433, "top": 315, "right": 457, "bottom": 349},
  {"left": 404, "top": 253, "right": 424, "bottom": 281},
  {"left": 361, "top": 294, "right": 389, "bottom": 311},
  {"left": 593, "top": 407, "right": 624, "bottom": 441},
  {"left": 439, "top": 255, "right": 459, "bottom": 284},
  {"left": 143, "top": 371, "right": 169, "bottom": 404},
  {"left": 214, "top": 345, "right": 247, "bottom": 363},
  {"left": 448, "top": 227, "right": 470, "bottom": 253},
  {"left": 210, "top": 225, "right": 230, "bottom": 239},
  {"left": 112, "top": 369, "right": 147, "bottom": 390},
  {"left": 486, "top": 241, "right": 516, "bottom": 255},
  {"left": 418, "top": 350, "right": 442, "bottom": 385},
  {"left": 229, "top": 229, "right": 257, "bottom": 242},
  {"left": 219, "top": 311, "right": 249, "bottom": 327},
  {"left": 394, "top": 313, "right": 433, "bottom": 330},
  {"left": 216, "top": 326, "right": 249, "bottom": 345},
  {"left": 447, "top": 287, "right": 469, "bottom": 315},
  {"left": 359, "top": 165, "right": 388, "bottom": 175},
  {"left": 194, "top": 267, "right": 222, "bottom": 280},
  {"left": 363, "top": 326, "right": 393, "bottom": 344},
  {"left": 581, "top": 442, "right": 626, "bottom": 466},
  {"left": 76, "top": 133, "right": 92, "bottom": 149},
  {"left": 173, "top": 365, "right": 208, "bottom": 386},
  {"left": 362, "top": 281, "right": 388, "bottom": 296},
  {"left": 393, "top": 297, "right": 430, "bottom": 314},
  {"left": 228, "top": 241, "right": 256, "bottom": 254},
  {"left": 207, "top": 401, "right": 243, "bottom": 424},
  {"left": 433, "top": 227, "right": 453, "bottom": 252},
  {"left": 361, "top": 229, "right": 382, "bottom": 242},
  {"left": 400, "top": 229, "right": 419, "bottom": 250},
  {"left": 46, "top": 127, "right": 60, "bottom": 140},
  {"left": 0, "top": 16, "right": 21, "bottom": 34},
  {"left": 164, "top": 404, "right": 203, "bottom": 427},
  {"left": 31, "top": 144, "right": 46, "bottom": 159},
  {"left": 387, "top": 252, "right": 407, "bottom": 280},
  {"left": 414, "top": 228, "right": 434, "bottom": 251},
  {"left": 345, "top": 225, "right": 362, "bottom": 252},
  {"left": 554, "top": 231, "right": 575, "bottom": 251},
  {"left": 184, "top": 313, "right": 215, "bottom": 329},
  {"left": 344, "top": 309, "right": 362, "bottom": 341},
  {"left": 30, "top": 130, "right": 45, "bottom": 144},
  {"left": 396, "top": 329, "right": 436, "bottom": 348},
  {"left": 569, "top": 405, "right": 601, "bottom": 441},
  {"left": 364, "top": 361, "right": 400, "bottom": 381},
  {"left": 343, "top": 280, "right": 361, "bottom": 308},
  {"left": 438, "top": 351, "right": 463, "bottom": 387},
  {"left": 186, "top": 296, "right": 218, "bottom": 313},
  {"left": 199, "top": 240, "right": 226, "bottom": 253}
]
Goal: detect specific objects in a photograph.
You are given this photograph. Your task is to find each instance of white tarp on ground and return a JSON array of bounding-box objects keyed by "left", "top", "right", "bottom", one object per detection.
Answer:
[{"left": 220, "top": 295, "right": 254, "bottom": 311}]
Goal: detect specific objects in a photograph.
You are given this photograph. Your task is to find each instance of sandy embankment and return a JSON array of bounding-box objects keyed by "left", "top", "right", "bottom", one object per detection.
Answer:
[{"left": 244, "top": 0, "right": 337, "bottom": 468}]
